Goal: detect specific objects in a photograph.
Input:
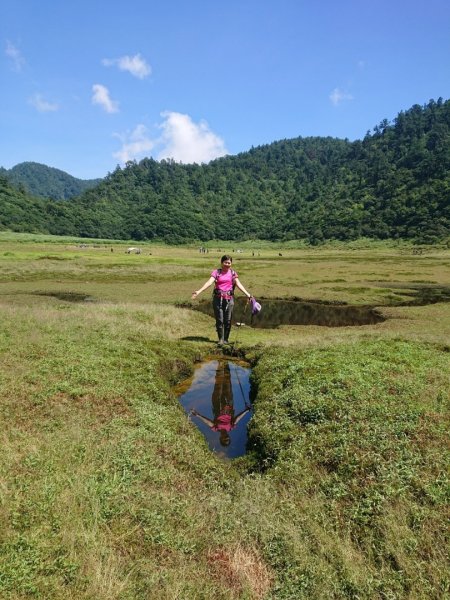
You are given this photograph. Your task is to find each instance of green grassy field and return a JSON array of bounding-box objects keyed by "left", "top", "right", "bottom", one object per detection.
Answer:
[{"left": 0, "top": 233, "right": 448, "bottom": 599}]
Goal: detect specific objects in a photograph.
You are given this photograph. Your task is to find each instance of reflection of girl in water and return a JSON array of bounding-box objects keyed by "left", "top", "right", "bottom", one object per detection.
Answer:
[{"left": 190, "top": 362, "right": 251, "bottom": 446}]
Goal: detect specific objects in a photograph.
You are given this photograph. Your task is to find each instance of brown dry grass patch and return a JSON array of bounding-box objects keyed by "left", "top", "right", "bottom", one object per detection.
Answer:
[{"left": 207, "top": 544, "right": 274, "bottom": 599}]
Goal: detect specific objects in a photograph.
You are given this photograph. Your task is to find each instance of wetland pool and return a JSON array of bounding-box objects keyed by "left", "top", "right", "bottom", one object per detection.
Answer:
[
  {"left": 186, "top": 284, "right": 450, "bottom": 328},
  {"left": 189, "top": 297, "right": 385, "bottom": 328},
  {"left": 176, "top": 359, "right": 252, "bottom": 459},
  {"left": 32, "top": 291, "right": 96, "bottom": 302}
]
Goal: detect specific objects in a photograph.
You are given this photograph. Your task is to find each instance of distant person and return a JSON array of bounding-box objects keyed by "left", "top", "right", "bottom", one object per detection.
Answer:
[
  {"left": 190, "top": 362, "right": 251, "bottom": 446},
  {"left": 191, "top": 255, "right": 252, "bottom": 345}
]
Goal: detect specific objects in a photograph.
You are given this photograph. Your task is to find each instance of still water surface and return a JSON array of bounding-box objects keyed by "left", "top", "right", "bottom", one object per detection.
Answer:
[
  {"left": 193, "top": 297, "right": 384, "bottom": 328},
  {"left": 177, "top": 360, "right": 252, "bottom": 459}
]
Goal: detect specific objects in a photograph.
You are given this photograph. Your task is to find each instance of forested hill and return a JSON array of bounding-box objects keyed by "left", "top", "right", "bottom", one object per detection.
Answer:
[
  {"left": 0, "top": 162, "right": 101, "bottom": 200},
  {"left": 1, "top": 99, "right": 449, "bottom": 243},
  {"left": 0, "top": 176, "right": 51, "bottom": 233}
]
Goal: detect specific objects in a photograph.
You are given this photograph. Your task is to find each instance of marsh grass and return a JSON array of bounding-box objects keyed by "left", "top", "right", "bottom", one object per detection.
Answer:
[
  {"left": 0, "top": 234, "right": 449, "bottom": 598},
  {"left": 0, "top": 301, "right": 240, "bottom": 598},
  {"left": 247, "top": 340, "right": 449, "bottom": 598}
]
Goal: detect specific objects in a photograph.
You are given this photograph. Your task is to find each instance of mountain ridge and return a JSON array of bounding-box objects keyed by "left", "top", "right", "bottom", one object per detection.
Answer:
[
  {"left": 0, "top": 162, "right": 102, "bottom": 200},
  {"left": 0, "top": 98, "right": 449, "bottom": 244}
]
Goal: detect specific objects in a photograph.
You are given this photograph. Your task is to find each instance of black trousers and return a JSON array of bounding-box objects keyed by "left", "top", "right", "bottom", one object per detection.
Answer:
[
  {"left": 213, "top": 296, "right": 234, "bottom": 341},
  {"left": 212, "top": 362, "right": 234, "bottom": 418}
]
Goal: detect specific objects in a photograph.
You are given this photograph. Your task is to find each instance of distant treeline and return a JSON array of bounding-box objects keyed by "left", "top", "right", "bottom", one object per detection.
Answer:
[
  {"left": 0, "top": 162, "right": 101, "bottom": 200},
  {"left": 1, "top": 98, "right": 449, "bottom": 244}
]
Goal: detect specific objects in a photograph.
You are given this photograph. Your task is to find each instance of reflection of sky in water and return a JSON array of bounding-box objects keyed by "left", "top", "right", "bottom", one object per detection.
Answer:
[{"left": 178, "top": 360, "right": 252, "bottom": 459}]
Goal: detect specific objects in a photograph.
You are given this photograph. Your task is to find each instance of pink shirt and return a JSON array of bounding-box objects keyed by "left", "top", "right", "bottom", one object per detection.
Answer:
[
  {"left": 212, "top": 414, "right": 234, "bottom": 432},
  {"left": 211, "top": 268, "right": 237, "bottom": 293}
]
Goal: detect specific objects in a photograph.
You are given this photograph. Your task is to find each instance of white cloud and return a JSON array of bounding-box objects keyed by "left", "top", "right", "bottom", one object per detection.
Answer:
[
  {"left": 102, "top": 53, "right": 151, "bottom": 79},
  {"left": 157, "top": 111, "right": 227, "bottom": 163},
  {"left": 113, "top": 124, "right": 154, "bottom": 163},
  {"left": 113, "top": 112, "right": 227, "bottom": 165},
  {"left": 92, "top": 84, "right": 119, "bottom": 113},
  {"left": 29, "top": 93, "right": 59, "bottom": 112},
  {"left": 329, "top": 87, "right": 354, "bottom": 106},
  {"left": 5, "top": 40, "right": 25, "bottom": 71}
]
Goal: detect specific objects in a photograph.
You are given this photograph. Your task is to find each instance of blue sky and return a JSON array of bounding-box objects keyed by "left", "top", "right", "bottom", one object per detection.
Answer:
[{"left": 1, "top": 0, "right": 449, "bottom": 179}]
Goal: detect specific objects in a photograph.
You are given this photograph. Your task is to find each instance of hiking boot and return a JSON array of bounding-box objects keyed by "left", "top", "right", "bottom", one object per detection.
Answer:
[{"left": 217, "top": 339, "right": 225, "bottom": 346}]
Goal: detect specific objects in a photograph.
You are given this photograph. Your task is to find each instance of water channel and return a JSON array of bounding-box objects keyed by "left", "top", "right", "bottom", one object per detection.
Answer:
[{"left": 176, "top": 359, "right": 252, "bottom": 459}]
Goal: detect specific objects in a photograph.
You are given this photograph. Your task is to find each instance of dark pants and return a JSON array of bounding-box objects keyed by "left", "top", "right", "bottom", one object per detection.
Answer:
[
  {"left": 213, "top": 296, "right": 234, "bottom": 341},
  {"left": 212, "top": 362, "right": 234, "bottom": 419}
]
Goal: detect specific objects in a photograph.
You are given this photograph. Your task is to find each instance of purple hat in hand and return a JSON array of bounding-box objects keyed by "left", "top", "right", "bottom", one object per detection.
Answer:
[{"left": 250, "top": 297, "right": 262, "bottom": 315}]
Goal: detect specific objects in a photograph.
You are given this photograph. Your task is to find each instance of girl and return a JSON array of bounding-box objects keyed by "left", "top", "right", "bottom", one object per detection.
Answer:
[{"left": 192, "top": 255, "right": 252, "bottom": 345}]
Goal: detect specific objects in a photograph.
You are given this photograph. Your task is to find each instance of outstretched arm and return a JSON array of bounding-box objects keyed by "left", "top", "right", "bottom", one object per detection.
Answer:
[
  {"left": 192, "top": 276, "right": 215, "bottom": 299},
  {"left": 235, "top": 278, "right": 252, "bottom": 299},
  {"left": 233, "top": 405, "right": 252, "bottom": 425},
  {"left": 190, "top": 409, "right": 215, "bottom": 428}
]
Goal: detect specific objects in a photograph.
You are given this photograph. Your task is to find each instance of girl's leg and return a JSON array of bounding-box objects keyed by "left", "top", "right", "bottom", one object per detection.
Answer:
[
  {"left": 213, "top": 297, "right": 224, "bottom": 342},
  {"left": 224, "top": 298, "right": 234, "bottom": 342}
]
